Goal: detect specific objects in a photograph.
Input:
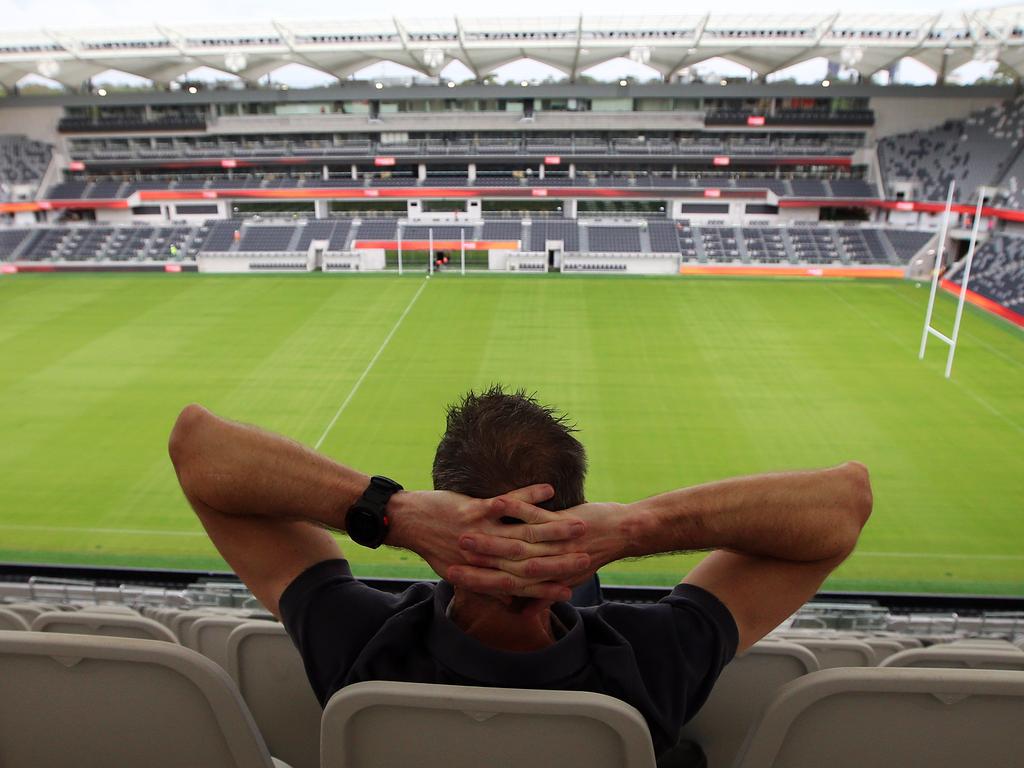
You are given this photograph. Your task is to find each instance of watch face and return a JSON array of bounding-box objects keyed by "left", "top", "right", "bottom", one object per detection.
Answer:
[{"left": 347, "top": 506, "right": 382, "bottom": 546}]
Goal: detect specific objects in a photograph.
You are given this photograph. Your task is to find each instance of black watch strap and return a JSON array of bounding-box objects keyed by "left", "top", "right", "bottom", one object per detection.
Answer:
[{"left": 345, "top": 475, "right": 403, "bottom": 549}]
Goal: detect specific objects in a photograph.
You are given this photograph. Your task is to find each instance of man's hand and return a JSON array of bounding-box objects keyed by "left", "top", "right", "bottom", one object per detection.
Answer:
[
  {"left": 387, "top": 484, "right": 591, "bottom": 602},
  {"left": 448, "top": 501, "right": 630, "bottom": 595}
]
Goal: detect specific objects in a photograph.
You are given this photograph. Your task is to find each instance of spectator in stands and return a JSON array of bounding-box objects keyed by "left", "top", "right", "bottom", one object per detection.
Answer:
[{"left": 168, "top": 386, "right": 871, "bottom": 757}]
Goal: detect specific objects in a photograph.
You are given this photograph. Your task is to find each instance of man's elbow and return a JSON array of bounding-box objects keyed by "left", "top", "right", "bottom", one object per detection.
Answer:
[
  {"left": 839, "top": 461, "right": 873, "bottom": 555},
  {"left": 168, "top": 403, "right": 210, "bottom": 482}
]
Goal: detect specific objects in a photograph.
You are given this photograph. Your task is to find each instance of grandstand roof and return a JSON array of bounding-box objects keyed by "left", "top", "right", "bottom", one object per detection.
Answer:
[{"left": 1, "top": 7, "right": 1023, "bottom": 88}]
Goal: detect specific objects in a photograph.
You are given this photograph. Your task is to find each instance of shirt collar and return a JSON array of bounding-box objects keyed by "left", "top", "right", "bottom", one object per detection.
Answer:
[{"left": 427, "top": 581, "right": 589, "bottom": 686}]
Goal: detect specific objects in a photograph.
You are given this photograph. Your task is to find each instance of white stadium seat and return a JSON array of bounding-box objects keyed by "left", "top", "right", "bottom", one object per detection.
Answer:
[
  {"left": 30, "top": 610, "right": 178, "bottom": 643},
  {"left": 677, "top": 640, "right": 819, "bottom": 768},
  {"left": 880, "top": 647, "right": 1024, "bottom": 671},
  {"left": 784, "top": 637, "right": 877, "bottom": 668},
  {"left": 0, "top": 608, "right": 30, "bottom": 631},
  {"left": 0, "top": 630, "right": 290, "bottom": 768},
  {"left": 186, "top": 615, "right": 256, "bottom": 668},
  {"left": 321, "top": 680, "right": 657, "bottom": 768},
  {"left": 732, "top": 667, "right": 1024, "bottom": 768},
  {"left": 227, "top": 622, "right": 321, "bottom": 768}
]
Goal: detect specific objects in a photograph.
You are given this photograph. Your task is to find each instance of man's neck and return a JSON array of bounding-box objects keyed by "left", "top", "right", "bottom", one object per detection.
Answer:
[{"left": 449, "top": 589, "right": 557, "bottom": 652}]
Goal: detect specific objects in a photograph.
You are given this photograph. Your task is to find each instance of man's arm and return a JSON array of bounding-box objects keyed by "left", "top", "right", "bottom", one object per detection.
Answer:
[
  {"left": 451, "top": 463, "right": 872, "bottom": 652},
  {"left": 168, "top": 404, "right": 586, "bottom": 616}
]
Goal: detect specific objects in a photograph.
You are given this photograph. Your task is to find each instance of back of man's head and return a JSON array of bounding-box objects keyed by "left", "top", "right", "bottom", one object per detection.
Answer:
[{"left": 432, "top": 385, "right": 586, "bottom": 511}]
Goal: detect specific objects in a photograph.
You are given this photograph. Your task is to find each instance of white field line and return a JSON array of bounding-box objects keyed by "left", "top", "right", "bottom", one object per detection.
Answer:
[
  {"left": 826, "top": 285, "right": 1024, "bottom": 436},
  {"left": 1, "top": 524, "right": 1021, "bottom": 561},
  {"left": 313, "top": 279, "right": 428, "bottom": 450}
]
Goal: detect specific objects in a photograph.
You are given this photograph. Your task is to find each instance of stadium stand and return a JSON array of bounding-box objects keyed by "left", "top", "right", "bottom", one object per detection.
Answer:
[
  {"left": 878, "top": 96, "right": 1024, "bottom": 203},
  {"left": 0, "top": 135, "right": 52, "bottom": 200},
  {"left": 948, "top": 234, "right": 1024, "bottom": 314},
  {"left": 530, "top": 219, "right": 580, "bottom": 251},
  {"left": 731, "top": 667, "right": 1024, "bottom": 768},
  {"left": 588, "top": 226, "right": 643, "bottom": 253},
  {"left": 321, "top": 680, "right": 658, "bottom": 768}
]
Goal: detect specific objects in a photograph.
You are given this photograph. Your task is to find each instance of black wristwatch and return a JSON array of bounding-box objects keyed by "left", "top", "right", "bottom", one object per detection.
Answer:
[{"left": 345, "top": 475, "right": 403, "bottom": 549}]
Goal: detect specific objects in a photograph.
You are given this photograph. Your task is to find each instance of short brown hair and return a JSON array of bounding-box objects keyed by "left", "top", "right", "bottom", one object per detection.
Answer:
[{"left": 432, "top": 385, "right": 586, "bottom": 510}]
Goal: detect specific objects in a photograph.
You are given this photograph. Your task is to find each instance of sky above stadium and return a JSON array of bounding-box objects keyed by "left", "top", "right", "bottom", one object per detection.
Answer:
[{"left": 0, "top": 0, "right": 1001, "bottom": 87}]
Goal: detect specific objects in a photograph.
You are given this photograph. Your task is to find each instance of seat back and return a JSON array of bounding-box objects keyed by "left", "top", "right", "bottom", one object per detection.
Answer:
[
  {"left": 881, "top": 647, "right": 1024, "bottom": 671},
  {"left": 3, "top": 603, "right": 49, "bottom": 623},
  {"left": 0, "top": 630, "right": 276, "bottom": 768},
  {"left": 227, "top": 622, "right": 321, "bottom": 768},
  {"left": 187, "top": 616, "right": 254, "bottom": 667},
  {"left": 733, "top": 667, "right": 1024, "bottom": 768},
  {"left": 322, "top": 680, "right": 657, "bottom": 768},
  {"left": 0, "top": 608, "right": 30, "bottom": 631},
  {"left": 170, "top": 609, "right": 219, "bottom": 644},
  {"left": 786, "top": 638, "right": 876, "bottom": 668},
  {"left": 859, "top": 637, "right": 905, "bottom": 662},
  {"left": 678, "top": 640, "right": 818, "bottom": 768},
  {"left": 31, "top": 611, "right": 178, "bottom": 643}
]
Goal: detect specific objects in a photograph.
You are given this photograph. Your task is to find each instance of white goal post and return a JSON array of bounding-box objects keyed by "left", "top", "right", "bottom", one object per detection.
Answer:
[{"left": 918, "top": 182, "right": 986, "bottom": 379}]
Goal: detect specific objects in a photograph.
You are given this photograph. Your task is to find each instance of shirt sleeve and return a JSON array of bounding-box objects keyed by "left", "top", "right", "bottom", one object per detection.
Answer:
[
  {"left": 278, "top": 558, "right": 403, "bottom": 707},
  {"left": 594, "top": 581, "right": 738, "bottom": 744}
]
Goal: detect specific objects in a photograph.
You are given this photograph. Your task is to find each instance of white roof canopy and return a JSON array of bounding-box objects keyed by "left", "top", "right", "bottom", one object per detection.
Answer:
[{"left": 1, "top": 7, "right": 1022, "bottom": 88}]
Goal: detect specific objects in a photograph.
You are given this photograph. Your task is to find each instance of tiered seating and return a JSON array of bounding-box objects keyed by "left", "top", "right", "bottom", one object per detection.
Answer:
[
  {"left": 237, "top": 226, "right": 296, "bottom": 252},
  {"left": 45, "top": 181, "right": 89, "bottom": 199},
  {"left": 828, "top": 179, "right": 878, "bottom": 198},
  {"left": 881, "top": 229, "right": 932, "bottom": 262},
  {"left": 401, "top": 226, "right": 468, "bottom": 240},
  {"left": 836, "top": 228, "right": 891, "bottom": 265},
  {"left": 587, "top": 226, "right": 642, "bottom": 253},
  {"left": 85, "top": 180, "right": 124, "bottom": 199},
  {"left": 950, "top": 234, "right": 1024, "bottom": 314},
  {"left": 696, "top": 227, "right": 742, "bottom": 263},
  {"left": 879, "top": 96, "right": 1024, "bottom": 203},
  {"left": 0, "top": 135, "right": 51, "bottom": 199},
  {"left": 786, "top": 228, "right": 841, "bottom": 264},
  {"left": 200, "top": 221, "right": 241, "bottom": 252},
  {"left": 788, "top": 179, "right": 828, "bottom": 197},
  {"left": 646, "top": 220, "right": 681, "bottom": 253},
  {"left": 742, "top": 228, "right": 787, "bottom": 263},
  {"left": 481, "top": 220, "right": 523, "bottom": 241},
  {"left": 355, "top": 219, "right": 397, "bottom": 240},
  {"left": 0, "top": 229, "right": 30, "bottom": 258},
  {"left": 529, "top": 220, "right": 579, "bottom": 251}
]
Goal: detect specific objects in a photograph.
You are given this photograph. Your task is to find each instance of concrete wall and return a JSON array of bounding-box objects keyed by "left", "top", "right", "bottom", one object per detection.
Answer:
[{"left": 0, "top": 105, "right": 62, "bottom": 144}]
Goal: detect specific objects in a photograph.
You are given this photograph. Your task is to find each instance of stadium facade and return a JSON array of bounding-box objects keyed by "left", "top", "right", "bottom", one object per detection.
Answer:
[{"left": 0, "top": 11, "right": 1023, "bottom": 324}]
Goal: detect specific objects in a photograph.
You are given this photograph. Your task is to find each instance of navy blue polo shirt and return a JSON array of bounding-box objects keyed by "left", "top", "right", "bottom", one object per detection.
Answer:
[{"left": 279, "top": 559, "right": 737, "bottom": 756}]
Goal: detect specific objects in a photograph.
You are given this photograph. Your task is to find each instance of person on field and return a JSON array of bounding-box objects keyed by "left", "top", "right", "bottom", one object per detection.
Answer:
[{"left": 168, "top": 386, "right": 871, "bottom": 756}]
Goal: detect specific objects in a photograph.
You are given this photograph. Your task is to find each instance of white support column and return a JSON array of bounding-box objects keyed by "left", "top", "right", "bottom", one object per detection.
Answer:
[
  {"left": 468, "top": 163, "right": 476, "bottom": 182},
  {"left": 538, "top": 164, "right": 545, "bottom": 180},
  {"left": 429, "top": 228, "right": 434, "bottom": 276},
  {"left": 351, "top": 164, "right": 358, "bottom": 180},
  {"left": 418, "top": 163, "right": 426, "bottom": 181},
  {"left": 460, "top": 228, "right": 466, "bottom": 275},
  {"left": 397, "top": 223, "right": 403, "bottom": 276}
]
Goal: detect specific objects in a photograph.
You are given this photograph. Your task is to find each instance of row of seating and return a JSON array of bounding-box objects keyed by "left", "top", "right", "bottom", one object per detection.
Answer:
[
  {"left": 42, "top": 174, "right": 878, "bottom": 199},
  {"left": 67, "top": 134, "right": 864, "bottom": 162},
  {"left": 1, "top": 609, "right": 1021, "bottom": 768},
  {"left": 0, "top": 219, "right": 935, "bottom": 267}
]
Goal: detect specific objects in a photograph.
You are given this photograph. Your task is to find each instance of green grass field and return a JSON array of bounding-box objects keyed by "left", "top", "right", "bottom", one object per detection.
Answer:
[{"left": 1, "top": 273, "right": 1022, "bottom": 594}]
